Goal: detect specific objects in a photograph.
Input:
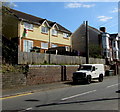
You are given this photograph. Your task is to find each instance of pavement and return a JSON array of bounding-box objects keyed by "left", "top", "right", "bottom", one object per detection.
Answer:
[
  {"left": 2, "top": 81, "right": 71, "bottom": 98},
  {"left": 2, "top": 75, "right": 117, "bottom": 98}
]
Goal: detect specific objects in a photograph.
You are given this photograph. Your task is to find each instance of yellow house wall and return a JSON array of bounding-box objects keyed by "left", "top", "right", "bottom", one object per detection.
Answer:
[{"left": 20, "top": 21, "right": 71, "bottom": 46}]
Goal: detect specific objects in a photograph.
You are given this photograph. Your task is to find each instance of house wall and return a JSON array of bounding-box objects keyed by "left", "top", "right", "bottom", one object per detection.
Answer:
[
  {"left": 19, "top": 21, "right": 71, "bottom": 52},
  {"left": 71, "top": 24, "right": 100, "bottom": 56},
  {"left": 111, "top": 35, "right": 120, "bottom": 61},
  {"left": 71, "top": 24, "right": 86, "bottom": 54},
  {"left": 21, "top": 38, "right": 70, "bottom": 52}
]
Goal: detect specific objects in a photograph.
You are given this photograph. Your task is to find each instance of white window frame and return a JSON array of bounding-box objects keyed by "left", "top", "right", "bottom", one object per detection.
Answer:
[
  {"left": 24, "top": 22, "right": 33, "bottom": 30},
  {"left": 41, "top": 42, "right": 48, "bottom": 49},
  {"left": 63, "top": 33, "right": 69, "bottom": 38},
  {"left": 23, "top": 40, "right": 33, "bottom": 52},
  {"left": 52, "top": 29, "right": 58, "bottom": 36},
  {"left": 41, "top": 26, "right": 48, "bottom": 34}
]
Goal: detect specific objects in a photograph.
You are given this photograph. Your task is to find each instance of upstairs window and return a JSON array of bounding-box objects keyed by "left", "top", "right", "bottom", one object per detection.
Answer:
[
  {"left": 24, "top": 22, "right": 33, "bottom": 30},
  {"left": 63, "top": 33, "right": 69, "bottom": 38},
  {"left": 41, "top": 26, "right": 48, "bottom": 34},
  {"left": 52, "top": 29, "right": 58, "bottom": 36}
]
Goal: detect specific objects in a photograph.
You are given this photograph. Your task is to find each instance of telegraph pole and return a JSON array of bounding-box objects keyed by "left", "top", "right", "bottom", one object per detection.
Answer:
[{"left": 85, "top": 21, "right": 89, "bottom": 64}]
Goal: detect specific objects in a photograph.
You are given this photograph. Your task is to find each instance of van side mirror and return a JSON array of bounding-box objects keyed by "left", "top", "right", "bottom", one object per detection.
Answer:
[{"left": 78, "top": 65, "right": 81, "bottom": 71}]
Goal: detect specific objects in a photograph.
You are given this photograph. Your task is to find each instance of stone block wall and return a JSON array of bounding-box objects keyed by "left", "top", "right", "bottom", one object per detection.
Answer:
[
  {"left": 2, "top": 72, "right": 26, "bottom": 89},
  {"left": 66, "top": 65, "right": 79, "bottom": 81},
  {"left": 2, "top": 65, "right": 79, "bottom": 88},
  {"left": 3, "top": 64, "right": 114, "bottom": 89},
  {"left": 27, "top": 65, "right": 62, "bottom": 85}
]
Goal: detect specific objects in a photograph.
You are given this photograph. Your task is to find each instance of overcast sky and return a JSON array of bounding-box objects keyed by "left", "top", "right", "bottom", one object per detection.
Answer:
[{"left": 12, "top": 2, "right": 119, "bottom": 34}]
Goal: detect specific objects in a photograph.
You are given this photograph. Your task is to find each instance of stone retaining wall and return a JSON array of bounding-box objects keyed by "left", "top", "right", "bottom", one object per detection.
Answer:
[
  {"left": 2, "top": 72, "right": 26, "bottom": 89},
  {"left": 3, "top": 64, "right": 117, "bottom": 89},
  {"left": 2, "top": 65, "right": 79, "bottom": 88}
]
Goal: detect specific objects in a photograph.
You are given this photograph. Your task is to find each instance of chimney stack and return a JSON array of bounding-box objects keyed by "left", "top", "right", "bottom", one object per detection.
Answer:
[{"left": 100, "top": 27, "right": 106, "bottom": 33}]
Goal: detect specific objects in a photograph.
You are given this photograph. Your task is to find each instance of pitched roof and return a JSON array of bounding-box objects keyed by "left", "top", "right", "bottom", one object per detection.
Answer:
[
  {"left": 110, "top": 33, "right": 118, "bottom": 37},
  {"left": 80, "top": 24, "right": 100, "bottom": 33},
  {"left": 89, "top": 25, "right": 101, "bottom": 33},
  {"left": 10, "top": 9, "right": 43, "bottom": 25},
  {"left": 9, "top": 8, "right": 72, "bottom": 34}
]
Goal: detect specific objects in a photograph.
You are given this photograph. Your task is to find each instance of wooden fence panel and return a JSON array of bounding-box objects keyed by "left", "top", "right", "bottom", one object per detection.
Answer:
[{"left": 18, "top": 52, "right": 105, "bottom": 65}]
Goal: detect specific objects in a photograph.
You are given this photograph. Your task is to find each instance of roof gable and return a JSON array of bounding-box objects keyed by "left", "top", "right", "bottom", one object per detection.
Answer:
[
  {"left": 42, "top": 20, "right": 50, "bottom": 28},
  {"left": 72, "top": 24, "right": 100, "bottom": 36},
  {"left": 52, "top": 23, "right": 59, "bottom": 30}
]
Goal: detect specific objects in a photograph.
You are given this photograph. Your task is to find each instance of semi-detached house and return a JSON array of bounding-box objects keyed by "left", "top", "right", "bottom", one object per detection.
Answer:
[{"left": 3, "top": 8, "right": 72, "bottom": 53}]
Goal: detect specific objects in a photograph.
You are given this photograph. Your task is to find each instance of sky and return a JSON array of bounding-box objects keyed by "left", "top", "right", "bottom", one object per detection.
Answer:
[{"left": 12, "top": 2, "right": 119, "bottom": 34}]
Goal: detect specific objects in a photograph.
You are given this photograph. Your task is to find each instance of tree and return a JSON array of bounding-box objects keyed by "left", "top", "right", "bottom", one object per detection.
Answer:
[{"left": 89, "top": 44, "right": 102, "bottom": 58}]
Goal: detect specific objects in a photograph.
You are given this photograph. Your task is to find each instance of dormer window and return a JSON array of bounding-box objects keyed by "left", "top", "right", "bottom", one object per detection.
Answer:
[
  {"left": 52, "top": 29, "right": 58, "bottom": 36},
  {"left": 63, "top": 33, "right": 69, "bottom": 38},
  {"left": 41, "top": 26, "right": 48, "bottom": 34},
  {"left": 24, "top": 22, "right": 33, "bottom": 30}
]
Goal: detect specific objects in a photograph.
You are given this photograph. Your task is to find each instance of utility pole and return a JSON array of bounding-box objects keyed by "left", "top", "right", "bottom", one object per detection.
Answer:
[{"left": 85, "top": 21, "right": 89, "bottom": 64}]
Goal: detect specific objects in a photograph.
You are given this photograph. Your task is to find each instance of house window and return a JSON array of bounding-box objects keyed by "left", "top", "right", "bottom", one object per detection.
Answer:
[
  {"left": 113, "top": 41, "right": 116, "bottom": 47},
  {"left": 118, "top": 41, "right": 120, "bottom": 49},
  {"left": 51, "top": 44, "right": 58, "bottom": 48},
  {"left": 24, "top": 22, "right": 33, "bottom": 30},
  {"left": 114, "top": 51, "right": 117, "bottom": 59},
  {"left": 41, "top": 42, "right": 48, "bottom": 49},
  {"left": 23, "top": 40, "right": 33, "bottom": 52},
  {"left": 63, "top": 33, "right": 69, "bottom": 38},
  {"left": 41, "top": 26, "right": 48, "bottom": 34},
  {"left": 52, "top": 29, "right": 58, "bottom": 36}
]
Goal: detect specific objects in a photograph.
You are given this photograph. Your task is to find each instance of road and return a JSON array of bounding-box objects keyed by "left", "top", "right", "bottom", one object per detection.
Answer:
[{"left": 2, "top": 76, "right": 120, "bottom": 111}]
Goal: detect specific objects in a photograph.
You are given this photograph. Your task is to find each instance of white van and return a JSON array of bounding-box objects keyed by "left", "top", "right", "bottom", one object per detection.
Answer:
[{"left": 72, "top": 64, "right": 105, "bottom": 84}]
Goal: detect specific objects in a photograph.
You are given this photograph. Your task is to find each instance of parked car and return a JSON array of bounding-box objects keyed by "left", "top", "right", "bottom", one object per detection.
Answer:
[{"left": 72, "top": 64, "right": 105, "bottom": 84}]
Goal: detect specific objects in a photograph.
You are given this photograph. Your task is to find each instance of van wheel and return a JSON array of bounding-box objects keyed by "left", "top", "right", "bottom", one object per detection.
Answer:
[
  {"left": 86, "top": 75, "right": 91, "bottom": 84},
  {"left": 98, "top": 74, "right": 103, "bottom": 82}
]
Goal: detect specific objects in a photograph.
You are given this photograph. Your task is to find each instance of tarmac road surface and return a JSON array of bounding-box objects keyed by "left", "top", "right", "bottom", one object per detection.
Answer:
[{"left": 2, "top": 76, "right": 120, "bottom": 111}]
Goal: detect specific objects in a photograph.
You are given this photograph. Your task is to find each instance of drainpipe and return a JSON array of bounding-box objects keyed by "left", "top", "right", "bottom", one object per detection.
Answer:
[{"left": 48, "top": 27, "right": 51, "bottom": 64}]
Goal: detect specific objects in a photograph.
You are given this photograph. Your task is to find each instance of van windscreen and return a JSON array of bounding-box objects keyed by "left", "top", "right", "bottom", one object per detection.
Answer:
[{"left": 80, "top": 66, "right": 92, "bottom": 71}]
